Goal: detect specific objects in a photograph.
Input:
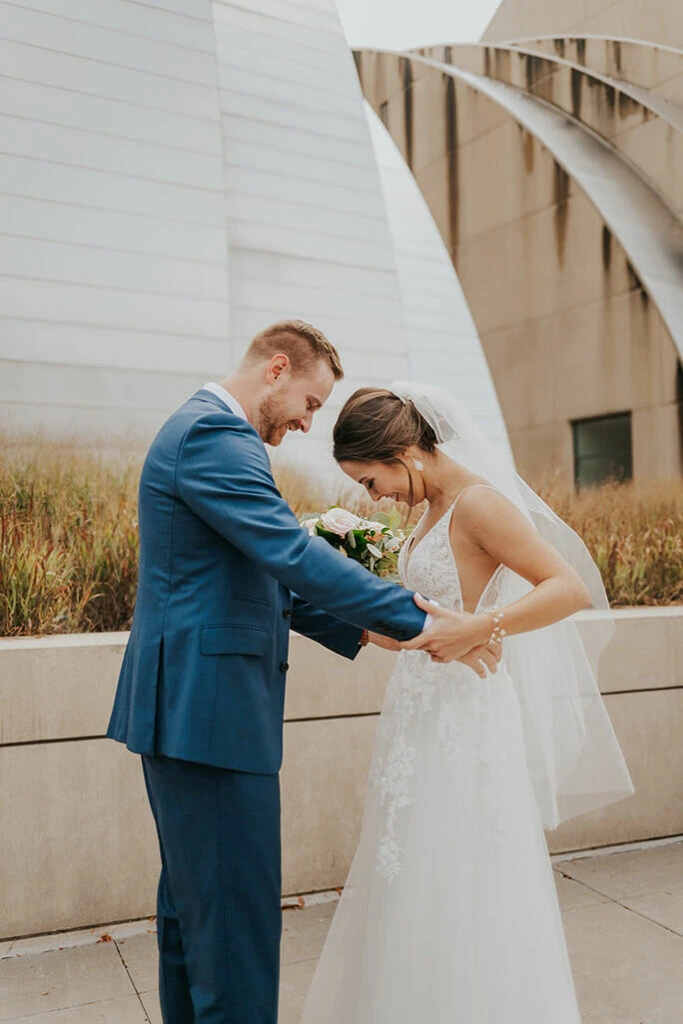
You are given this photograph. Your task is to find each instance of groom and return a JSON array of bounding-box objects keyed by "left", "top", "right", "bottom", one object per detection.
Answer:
[{"left": 107, "top": 320, "right": 497, "bottom": 1023}]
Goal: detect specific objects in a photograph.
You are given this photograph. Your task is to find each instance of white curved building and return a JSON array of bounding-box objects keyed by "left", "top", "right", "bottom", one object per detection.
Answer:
[
  {"left": 366, "top": 104, "right": 510, "bottom": 455},
  {"left": 0, "top": 0, "right": 505, "bottom": 469}
]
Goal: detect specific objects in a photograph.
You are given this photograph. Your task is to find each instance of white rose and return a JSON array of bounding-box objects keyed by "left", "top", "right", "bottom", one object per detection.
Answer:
[
  {"left": 303, "top": 517, "right": 320, "bottom": 535},
  {"left": 321, "top": 507, "right": 362, "bottom": 537},
  {"left": 385, "top": 536, "right": 401, "bottom": 552}
]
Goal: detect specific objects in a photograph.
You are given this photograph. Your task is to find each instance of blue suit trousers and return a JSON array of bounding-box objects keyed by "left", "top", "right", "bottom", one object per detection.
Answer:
[{"left": 142, "top": 755, "right": 282, "bottom": 1023}]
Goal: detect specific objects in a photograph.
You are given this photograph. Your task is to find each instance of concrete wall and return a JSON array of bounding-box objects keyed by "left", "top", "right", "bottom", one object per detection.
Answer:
[
  {"left": 1, "top": 610, "right": 682, "bottom": 940},
  {"left": 483, "top": 0, "right": 683, "bottom": 50}
]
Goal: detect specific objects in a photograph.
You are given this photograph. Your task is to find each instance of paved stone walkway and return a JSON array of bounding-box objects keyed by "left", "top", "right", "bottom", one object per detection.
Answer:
[{"left": 1, "top": 841, "right": 682, "bottom": 1023}]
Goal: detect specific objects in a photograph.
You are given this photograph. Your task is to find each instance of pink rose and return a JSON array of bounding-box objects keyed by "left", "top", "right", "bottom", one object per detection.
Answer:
[{"left": 321, "top": 507, "right": 362, "bottom": 537}]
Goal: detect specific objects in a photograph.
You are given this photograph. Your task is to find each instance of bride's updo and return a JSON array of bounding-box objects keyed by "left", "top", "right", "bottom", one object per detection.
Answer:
[{"left": 333, "top": 387, "right": 438, "bottom": 465}]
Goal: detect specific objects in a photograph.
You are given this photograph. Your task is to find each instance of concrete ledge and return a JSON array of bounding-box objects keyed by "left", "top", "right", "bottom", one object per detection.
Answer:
[
  {"left": 2, "top": 610, "right": 680, "bottom": 745},
  {"left": 0, "top": 633, "right": 396, "bottom": 746},
  {"left": 0, "top": 608, "right": 681, "bottom": 939}
]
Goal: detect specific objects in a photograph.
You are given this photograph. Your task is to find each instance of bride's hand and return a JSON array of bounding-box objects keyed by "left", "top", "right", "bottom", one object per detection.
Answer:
[
  {"left": 368, "top": 631, "right": 402, "bottom": 652},
  {"left": 439, "top": 642, "right": 501, "bottom": 676},
  {"left": 402, "top": 594, "right": 498, "bottom": 670}
]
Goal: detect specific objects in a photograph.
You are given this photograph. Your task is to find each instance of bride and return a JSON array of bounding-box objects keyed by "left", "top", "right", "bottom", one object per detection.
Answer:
[{"left": 300, "top": 382, "right": 634, "bottom": 1024}]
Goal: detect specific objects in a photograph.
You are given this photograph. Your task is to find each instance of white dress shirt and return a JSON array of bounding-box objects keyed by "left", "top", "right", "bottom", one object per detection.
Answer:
[{"left": 201, "top": 382, "right": 248, "bottom": 421}]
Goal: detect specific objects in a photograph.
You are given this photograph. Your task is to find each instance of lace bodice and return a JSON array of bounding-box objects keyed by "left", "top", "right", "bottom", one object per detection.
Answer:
[
  {"left": 398, "top": 494, "right": 505, "bottom": 615},
  {"left": 370, "top": 490, "right": 510, "bottom": 883}
]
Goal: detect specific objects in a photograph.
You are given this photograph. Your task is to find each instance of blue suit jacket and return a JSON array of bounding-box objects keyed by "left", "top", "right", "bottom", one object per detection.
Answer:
[{"left": 107, "top": 389, "right": 427, "bottom": 773}]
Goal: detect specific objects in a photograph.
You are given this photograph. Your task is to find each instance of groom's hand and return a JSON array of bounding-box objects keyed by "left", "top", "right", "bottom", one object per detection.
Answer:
[{"left": 401, "top": 595, "right": 502, "bottom": 676}]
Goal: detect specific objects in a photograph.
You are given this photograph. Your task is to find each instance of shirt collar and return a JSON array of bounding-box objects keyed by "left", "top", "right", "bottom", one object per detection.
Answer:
[{"left": 201, "top": 382, "right": 248, "bottom": 422}]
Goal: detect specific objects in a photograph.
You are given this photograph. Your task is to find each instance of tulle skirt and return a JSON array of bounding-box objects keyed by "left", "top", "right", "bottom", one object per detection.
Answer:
[{"left": 300, "top": 652, "right": 582, "bottom": 1023}]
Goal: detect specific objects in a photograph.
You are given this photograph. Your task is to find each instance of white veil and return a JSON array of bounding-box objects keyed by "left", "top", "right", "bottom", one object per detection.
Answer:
[{"left": 390, "top": 380, "right": 634, "bottom": 829}]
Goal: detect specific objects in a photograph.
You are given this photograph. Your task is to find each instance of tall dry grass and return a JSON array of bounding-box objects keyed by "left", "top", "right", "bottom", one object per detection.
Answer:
[
  {"left": 0, "top": 438, "right": 681, "bottom": 636},
  {"left": 536, "top": 474, "right": 683, "bottom": 607},
  {"left": 0, "top": 436, "right": 140, "bottom": 637}
]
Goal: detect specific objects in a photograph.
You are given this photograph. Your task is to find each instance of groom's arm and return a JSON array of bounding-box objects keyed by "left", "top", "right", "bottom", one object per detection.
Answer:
[
  {"left": 290, "top": 595, "right": 363, "bottom": 660},
  {"left": 175, "top": 413, "right": 427, "bottom": 640}
]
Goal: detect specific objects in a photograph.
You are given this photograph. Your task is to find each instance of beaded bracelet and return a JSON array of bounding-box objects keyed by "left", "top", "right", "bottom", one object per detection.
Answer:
[{"left": 489, "top": 611, "right": 506, "bottom": 646}]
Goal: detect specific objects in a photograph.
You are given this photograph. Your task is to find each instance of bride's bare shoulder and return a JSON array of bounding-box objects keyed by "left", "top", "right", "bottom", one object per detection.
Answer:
[
  {"left": 451, "top": 484, "right": 527, "bottom": 534},
  {"left": 453, "top": 481, "right": 506, "bottom": 511}
]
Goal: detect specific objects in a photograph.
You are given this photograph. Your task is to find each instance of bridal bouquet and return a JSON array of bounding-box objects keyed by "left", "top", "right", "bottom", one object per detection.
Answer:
[{"left": 301, "top": 507, "right": 405, "bottom": 580}]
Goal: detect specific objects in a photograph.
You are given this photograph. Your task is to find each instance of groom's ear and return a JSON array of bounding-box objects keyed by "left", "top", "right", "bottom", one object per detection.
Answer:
[{"left": 266, "top": 354, "right": 291, "bottom": 385}]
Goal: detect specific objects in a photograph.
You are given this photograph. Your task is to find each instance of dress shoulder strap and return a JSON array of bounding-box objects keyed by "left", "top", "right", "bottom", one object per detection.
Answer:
[{"left": 451, "top": 482, "right": 499, "bottom": 511}]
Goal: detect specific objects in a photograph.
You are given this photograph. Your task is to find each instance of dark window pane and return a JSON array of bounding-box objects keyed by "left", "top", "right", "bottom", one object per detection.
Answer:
[{"left": 573, "top": 413, "right": 632, "bottom": 488}]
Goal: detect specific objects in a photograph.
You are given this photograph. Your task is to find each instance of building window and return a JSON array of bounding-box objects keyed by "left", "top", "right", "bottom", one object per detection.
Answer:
[{"left": 572, "top": 412, "right": 633, "bottom": 488}]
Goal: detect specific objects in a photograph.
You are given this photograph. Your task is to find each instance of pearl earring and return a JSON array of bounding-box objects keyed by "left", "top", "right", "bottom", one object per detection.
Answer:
[{"left": 412, "top": 458, "right": 424, "bottom": 471}]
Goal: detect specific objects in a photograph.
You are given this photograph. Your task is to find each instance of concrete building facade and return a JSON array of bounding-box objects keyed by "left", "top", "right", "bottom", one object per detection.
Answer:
[
  {"left": 355, "top": 6, "right": 683, "bottom": 483},
  {"left": 483, "top": 0, "right": 683, "bottom": 51}
]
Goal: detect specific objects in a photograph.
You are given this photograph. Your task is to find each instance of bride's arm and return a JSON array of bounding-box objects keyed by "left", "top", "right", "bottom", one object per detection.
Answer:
[
  {"left": 402, "top": 487, "right": 591, "bottom": 662},
  {"left": 456, "top": 486, "right": 591, "bottom": 632}
]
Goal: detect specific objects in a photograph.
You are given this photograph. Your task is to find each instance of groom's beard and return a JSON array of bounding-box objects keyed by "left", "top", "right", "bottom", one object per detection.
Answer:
[{"left": 257, "top": 393, "right": 293, "bottom": 446}]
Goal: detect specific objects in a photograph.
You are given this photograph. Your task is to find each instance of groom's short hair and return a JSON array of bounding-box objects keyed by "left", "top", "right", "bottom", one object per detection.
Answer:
[{"left": 244, "top": 320, "right": 344, "bottom": 380}]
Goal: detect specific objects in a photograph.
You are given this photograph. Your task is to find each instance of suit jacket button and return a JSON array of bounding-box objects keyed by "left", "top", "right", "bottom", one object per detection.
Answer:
[
  {"left": 280, "top": 661, "right": 289, "bottom": 673},
  {"left": 283, "top": 608, "right": 292, "bottom": 619}
]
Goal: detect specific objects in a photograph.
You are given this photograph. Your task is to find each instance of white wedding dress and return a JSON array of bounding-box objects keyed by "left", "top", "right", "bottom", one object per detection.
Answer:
[{"left": 300, "top": 492, "right": 582, "bottom": 1023}]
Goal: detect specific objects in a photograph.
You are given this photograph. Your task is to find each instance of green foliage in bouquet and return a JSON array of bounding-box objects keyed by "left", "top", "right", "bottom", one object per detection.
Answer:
[{"left": 301, "top": 507, "right": 405, "bottom": 580}]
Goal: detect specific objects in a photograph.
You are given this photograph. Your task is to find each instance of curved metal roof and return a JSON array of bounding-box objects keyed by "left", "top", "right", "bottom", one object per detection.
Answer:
[
  {"left": 417, "top": 41, "right": 683, "bottom": 134},
  {"left": 398, "top": 53, "right": 683, "bottom": 364},
  {"left": 508, "top": 35, "right": 683, "bottom": 58}
]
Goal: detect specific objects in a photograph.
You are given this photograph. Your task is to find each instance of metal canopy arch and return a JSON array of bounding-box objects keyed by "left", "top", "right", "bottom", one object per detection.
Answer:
[
  {"left": 360, "top": 51, "right": 683, "bottom": 366},
  {"left": 417, "top": 41, "right": 683, "bottom": 136},
  {"left": 505, "top": 35, "right": 683, "bottom": 58}
]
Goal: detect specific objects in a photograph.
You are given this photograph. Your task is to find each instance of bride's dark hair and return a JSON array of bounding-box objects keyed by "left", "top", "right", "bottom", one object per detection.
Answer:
[{"left": 333, "top": 388, "right": 438, "bottom": 505}]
